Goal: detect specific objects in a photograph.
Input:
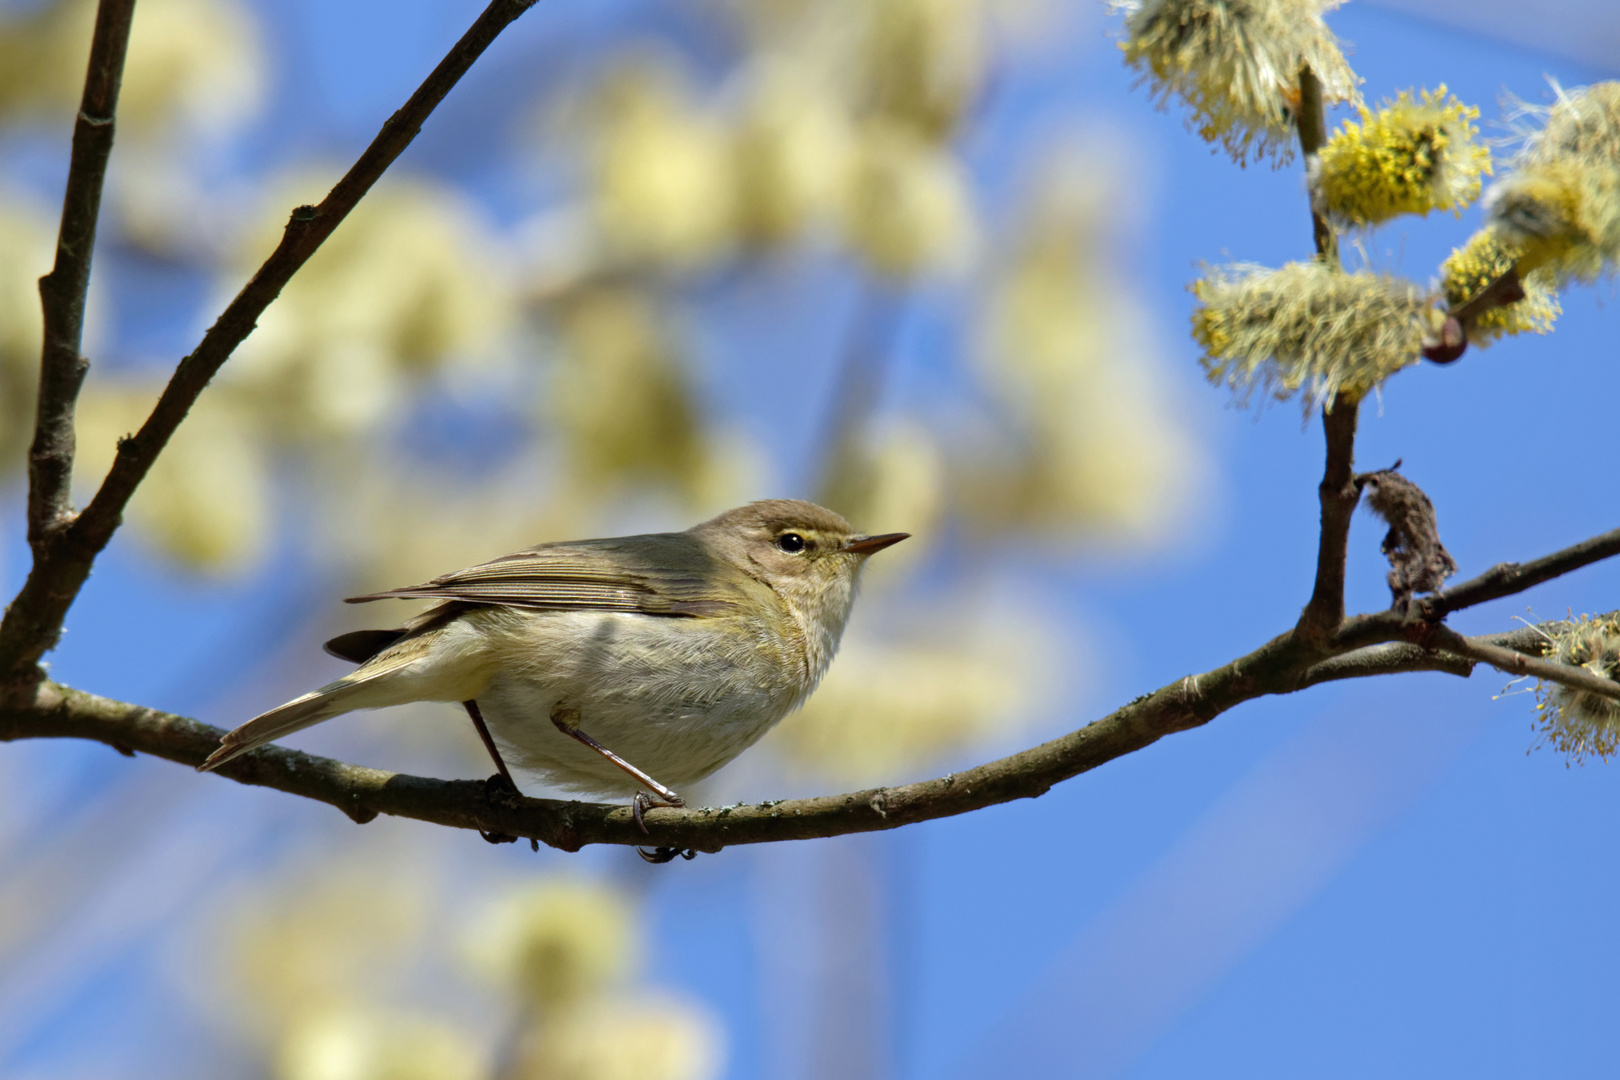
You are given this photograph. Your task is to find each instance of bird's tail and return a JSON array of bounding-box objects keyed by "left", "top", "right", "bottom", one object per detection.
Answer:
[{"left": 199, "top": 654, "right": 423, "bottom": 772}]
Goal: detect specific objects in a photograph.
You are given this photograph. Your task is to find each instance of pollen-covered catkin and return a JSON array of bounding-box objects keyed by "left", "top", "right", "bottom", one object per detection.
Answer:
[
  {"left": 1439, "top": 227, "right": 1560, "bottom": 343},
  {"left": 1314, "top": 86, "right": 1490, "bottom": 226},
  {"left": 1115, "top": 0, "right": 1358, "bottom": 167},
  {"left": 1487, "top": 81, "right": 1620, "bottom": 284},
  {"left": 1534, "top": 614, "right": 1620, "bottom": 764},
  {"left": 1191, "top": 261, "right": 1431, "bottom": 407},
  {"left": 1520, "top": 81, "right": 1620, "bottom": 170}
]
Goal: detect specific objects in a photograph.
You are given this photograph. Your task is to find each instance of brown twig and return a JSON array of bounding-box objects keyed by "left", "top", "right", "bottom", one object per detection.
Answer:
[
  {"left": 1295, "top": 65, "right": 1338, "bottom": 266},
  {"left": 1296, "top": 396, "right": 1360, "bottom": 642},
  {"left": 0, "top": 0, "right": 539, "bottom": 694},
  {"left": 1451, "top": 267, "right": 1526, "bottom": 328},
  {"left": 1290, "top": 64, "right": 1360, "bottom": 645},
  {"left": 1424, "top": 525, "right": 1620, "bottom": 619},
  {"left": 5, "top": 582, "right": 1616, "bottom": 853},
  {"left": 1425, "top": 624, "right": 1620, "bottom": 703},
  {"left": 1425, "top": 266, "right": 1527, "bottom": 364},
  {"left": 1335, "top": 525, "right": 1620, "bottom": 650},
  {"left": 27, "top": 0, "right": 137, "bottom": 559}
]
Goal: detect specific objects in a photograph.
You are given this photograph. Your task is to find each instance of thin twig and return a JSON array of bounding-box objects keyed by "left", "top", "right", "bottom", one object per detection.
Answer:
[
  {"left": 1426, "top": 525, "right": 1620, "bottom": 618},
  {"left": 1451, "top": 266, "right": 1525, "bottom": 327},
  {"left": 0, "top": 0, "right": 539, "bottom": 693},
  {"left": 1426, "top": 624, "right": 1620, "bottom": 704},
  {"left": 1334, "top": 526, "right": 1620, "bottom": 649},
  {"left": 1295, "top": 65, "right": 1338, "bottom": 266},
  {"left": 28, "top": 0, "right": 138, "bottom": 552},
  {"left": 1290, "top": 64, "right": 1360, "bottom": 645}
]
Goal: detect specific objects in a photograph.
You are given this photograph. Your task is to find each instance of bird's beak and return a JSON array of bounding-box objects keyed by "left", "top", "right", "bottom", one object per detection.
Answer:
[{"left": 844, "top": 532, "right": 910, "bottom": 555}]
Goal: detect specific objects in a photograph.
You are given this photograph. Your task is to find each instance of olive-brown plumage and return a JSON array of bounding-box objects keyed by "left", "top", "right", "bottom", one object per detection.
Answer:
[{"left": 201, "top": 500, "right": 907, "bottom": 801}]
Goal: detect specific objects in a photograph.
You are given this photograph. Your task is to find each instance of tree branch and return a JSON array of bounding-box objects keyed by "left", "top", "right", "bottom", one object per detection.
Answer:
[
  {"left": 27, "top": 0, "right": 137, "bottom": 570},
  {"left": 5, "top": 594, "right": 1616, "bottom": 852},
  {"left": 1296, "top": 396, "right": 1360, "bottom": 642},
  {"left": 1290, "top": 64, "right": 1361, "bottom": 645},
  {"left": 3, "top": 630, "right": 1319, "bottom": 851},
  {"left": 1422, "top": 525, "right": 1620, "bottom": 619},
  {"left": 1425, "top": 624, "right": 1620, "bottom": 703},
  {"left": 1334, "top": 526, "right": 1620, "bottom": 650},
  {"left": 0, "top": 0, "right": 539, "bottom": 693}
]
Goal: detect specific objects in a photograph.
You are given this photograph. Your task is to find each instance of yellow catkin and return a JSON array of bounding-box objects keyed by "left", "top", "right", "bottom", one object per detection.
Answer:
[
  {"left": 1489, "top": 81, "right": 1620, "bottom": 284},
  {"left": 1315, "top": 86, "right": 1490, "bottom": 225},
  {"left": 1533, "top": 615, "right": 1620, "bottom": 764},
  {"left": 1439, "top": 226, "right": 1559, "bottom": 343},
  {"left": 1116, "top": 0, "right": 1359, "bottom": 167},
  {"left": 1191, "top": 261, "right": 1430, "bottom": 407},
  {"left": 1521, "top": 81, "right": 1620, "bottom": 170}
]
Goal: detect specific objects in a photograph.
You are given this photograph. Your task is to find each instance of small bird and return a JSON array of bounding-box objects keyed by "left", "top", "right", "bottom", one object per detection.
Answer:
[{"left": 200, "top": 500, "right": 907, "bottom": 825}]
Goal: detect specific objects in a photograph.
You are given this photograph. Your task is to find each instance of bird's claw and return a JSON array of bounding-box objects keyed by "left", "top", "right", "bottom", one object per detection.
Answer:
[
  {"left": 485, "top": 772, "right": 520, "bottom": 797},
  {"left": 631, "top": 789, "right": 685, "bottom": 836},
  {"left": 638, "top": 846, "right": 697, "bottom": 864}
]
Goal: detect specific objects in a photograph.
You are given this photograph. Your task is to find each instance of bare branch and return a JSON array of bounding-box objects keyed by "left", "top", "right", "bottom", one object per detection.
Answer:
[
  {"left": 1295, "top": 621, "right": 1587, "bottom": 689},
  {"left": 28, "top": 0, "right": 137, "bottom": 553},
  {"left": 1452, "top": 267, "right": 1526, "bottom": 328},
  {"left": 1296, "top": 396, "right": 1360, "bottom": 642},
  {"left": 1, "top": 627, "right": 1319, "bottom": 849},
  {"left": 0, "top": 618, "right": 1571, "bottom": 853},
  {"left": 1290, "top": 65, "right": 1361, "bottom": 645},
  {"left": 1426, "top": 624, "right": 1620, "bottom": 704},
  {"left": 1336, "top": 526, "right": 1620, "bottom": 650},
  {"left": 0, "top": 0, "right": 539, "bottom": 693},
  {"left": 1296, "top": 642, "right": 1473, "bottom": 687},
  {"left": 4, "top": 538, "right": 1614, "bottom": 852},
  {"left": 1424, "top": 525, "right": 1620, "bottom": 618}
]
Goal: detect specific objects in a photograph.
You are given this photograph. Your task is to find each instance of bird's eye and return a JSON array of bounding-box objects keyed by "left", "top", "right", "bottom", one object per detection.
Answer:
[{"left": 777, "top": 532, "right": 806, "bottom": 553}]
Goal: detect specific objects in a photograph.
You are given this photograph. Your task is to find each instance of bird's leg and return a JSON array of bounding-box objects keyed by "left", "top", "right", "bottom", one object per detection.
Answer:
[
  {"left": 549, "top": 702, "right": 691, "bottom": 862},
  {"left": 464, "top": 699, "right": 519, "bottom": 792},
  {"left": 464, "top": 699, "right": 527, "bottom": 846},
  {"left": 550, "top": 702, "right": 686, "bottom": 808}
]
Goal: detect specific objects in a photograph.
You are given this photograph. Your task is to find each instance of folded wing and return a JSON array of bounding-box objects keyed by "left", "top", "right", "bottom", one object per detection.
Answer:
[{"left": 344, "top": 532, "right": 741, "bottom": 618}]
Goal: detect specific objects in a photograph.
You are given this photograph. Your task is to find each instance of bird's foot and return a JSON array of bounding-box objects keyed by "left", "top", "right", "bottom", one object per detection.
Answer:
[
  {"left": 638, "top": 846, "right": 697, "bottom": 864},
  {"left": 481, "top": 773, "right": 537, "bottom": 848},
  {"left": 631, "top": 789, "right": 686, "bottom": 835},
  {"left": 631, "top": 789, "right": 691, "bottom": 863},
  {"left": 485, "top": 771, "right": 521, "bottom": 797}
]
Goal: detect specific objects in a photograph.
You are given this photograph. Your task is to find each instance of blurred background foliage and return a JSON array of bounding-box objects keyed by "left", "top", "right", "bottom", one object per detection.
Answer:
[{"left": 0, "top": 0, "right": 1198, "bottom": 1075}]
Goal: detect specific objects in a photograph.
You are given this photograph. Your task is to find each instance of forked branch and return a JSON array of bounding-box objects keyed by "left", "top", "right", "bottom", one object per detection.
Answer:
[{"left": 0, "top": 0, "right": 540, "bottom": 693}]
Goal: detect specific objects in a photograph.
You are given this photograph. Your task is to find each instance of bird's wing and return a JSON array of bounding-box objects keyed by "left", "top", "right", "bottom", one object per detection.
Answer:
[{"left": 343, "top": 532, "right": 741, "bottom": 617}]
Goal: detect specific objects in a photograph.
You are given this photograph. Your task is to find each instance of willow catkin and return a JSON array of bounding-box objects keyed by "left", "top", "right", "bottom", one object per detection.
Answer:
[
  {"left": 1191, "top": 261, "right": 1432, "bottom": 407},
  {"left": 1115, "top": 0, "right": 1359, "bottom": 166}
]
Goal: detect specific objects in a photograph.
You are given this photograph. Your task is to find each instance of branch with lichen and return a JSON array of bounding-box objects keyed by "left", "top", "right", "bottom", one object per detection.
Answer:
[
  {"left": 3, "top": 531, "right": 1616, "bottom": 852},
  {"left": 0, "top": 0, "right": 540, "bottom": 701}
]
